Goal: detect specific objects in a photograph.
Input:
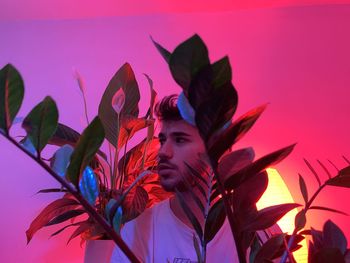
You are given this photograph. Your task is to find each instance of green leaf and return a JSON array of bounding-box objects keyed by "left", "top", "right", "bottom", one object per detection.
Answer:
[
  {"left": 66, "top": 117, "right": 105, "bottom": 186},
  {"left": 323, "top": 220, "right": 347, "bottom": 254},
  {"left": 208, "top": 104, "right": 267, "bottom": 161},
  {"left": 204, "top": 199, "right": 226, "bottom": 243},
  {"left": 211, "top": 56, "right": 232, "bottom": 90},
  {"left": 243, "top": 203, "right": 300, "bottom": 231},
  {"left": 176, "top": 189, "right": 203, "bottom": 242},
  {"left": 224, "top": 144, "right": 296, "bottom": 190},
  {"left": 98, "top": 63, "right": 140, "bottom": 146},
  {"left": 45, "top": 209, "right": 85, "bottom": 226},
  {"left": 51, "top": 144, "right": 74, "bottom": 177},
  {"left": 308, "top": 206, "right": 348, "bottom": 216},
  {"left": 298, "top": 173, "right": 308, "bottom": 204},
  {"left": 294, "top": 209, "right": 306, "bottom": 232},
  {"left": 0, "top": 64, "right": 24, "bottom": 135},
  {"left": 22, "top": 96, "right": 59, "bottom": 154},
  {"left": 79, "top": 166, "right": 99, "bottom": 205},
  {"left": 169, "top": 34, "right": 210, "bottom": 92},
  {"left": 26, "top": 197, "right": 80, "bottom": 243},
  {"left": 326, "top": 166, "right": 350, "bottom": 188}
]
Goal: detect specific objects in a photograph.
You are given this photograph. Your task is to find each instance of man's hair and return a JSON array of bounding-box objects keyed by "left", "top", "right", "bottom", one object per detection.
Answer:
[{"left": 154, "top": 94, "right": 183, "bottom": 121}]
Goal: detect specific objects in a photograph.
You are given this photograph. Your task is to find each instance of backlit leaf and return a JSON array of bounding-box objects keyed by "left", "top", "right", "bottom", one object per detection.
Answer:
[
  {"left": 304, "top": 159, "right": 322, "bottom": 186},
  {"left": 298, "top": 173, "right": 308, "bottom": 204},
  {"left": 98, "top": 63, "right": 140, "bottom": 146},
  {"left": 0, "top": 64, "right": 24, "bottom": 135},
  {"left": 294, "top": 209, "right": 306, "bottom": 232},
  {"left": 22, "top": 96, "right": 58, "bottom": 154},
  {"left": 326, "top": 166, "right": 350, "bottom": 188},
  {"left": 66, "top": 117, "right": 105, "bottom": 186},
  {"left": 308, "top": 206, "right": 348, "bottom": 216}
]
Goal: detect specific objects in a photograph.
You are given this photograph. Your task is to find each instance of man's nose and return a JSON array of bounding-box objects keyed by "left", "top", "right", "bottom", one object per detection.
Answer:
[{"left": 158, "top": 141, "right": 173, "bottom": 159}]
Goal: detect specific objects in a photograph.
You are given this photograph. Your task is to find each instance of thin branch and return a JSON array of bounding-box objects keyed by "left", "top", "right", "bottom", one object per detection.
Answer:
[{"left": 1, "top": 133, "right": 140, "bottom": 263}]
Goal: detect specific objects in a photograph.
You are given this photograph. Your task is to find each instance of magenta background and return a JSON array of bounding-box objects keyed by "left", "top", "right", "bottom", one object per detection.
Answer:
[{"left": 1, "top": 4, "right": 350, "bottom": 262}]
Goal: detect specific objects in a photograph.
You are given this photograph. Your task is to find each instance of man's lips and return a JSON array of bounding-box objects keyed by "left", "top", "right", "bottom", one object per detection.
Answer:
[{"left": 157, "top": 163, "right": 175, "bottom": 171}]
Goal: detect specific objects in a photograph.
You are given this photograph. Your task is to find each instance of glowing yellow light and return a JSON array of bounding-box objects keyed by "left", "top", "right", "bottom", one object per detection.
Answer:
[{"left": 256, "top": 168, "right": 308, "bottom": 263}]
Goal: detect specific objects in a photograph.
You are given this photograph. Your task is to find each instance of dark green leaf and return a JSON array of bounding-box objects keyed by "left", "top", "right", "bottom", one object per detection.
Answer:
[
  {"left": 304, "top": 159, "right": 322, "bottom": 186},
  {"left": 243, "top": 203, "right": 300, "bottom": 231},
  {"left": 313, "top": 248, "right": 345, "bottom": 263},
  {"left": 308, "top": 206, "right": 348, "bottom": 216},
  {"left": 26, "top": 197, "right": 80, "bottom": 243},
  {"left": 79, "top": 166, "right": 99, "bottom": 205},
  {"left": 36, "top": 188, "right": 67, "bottom": 194},
  {"left": 211, "top": 56, "right": 232, "bottom": 90},
  {"left": 295, "top": 209, "right": 306, "bottom": 232},
  {"left": 66, "top": 117, "right": 105, "bottom": 186},
  {"left": 22, "top": 96, "right": 59, "bottom": 154},
  {"left": 98, "top": 63, "right": 140, "bottom": 146},
  {"left": 326, "top": 166, "right": 350, "bottom": 188},
  {"left": 225, "top": 144, "right": 296, "bottom": 190},
  {"left": 298, "top": 173, "right": 308, "bottom": 204},
  {"left": 176, "top": 189, "right": 203, "bottom": 242},
  {"left": 208, "top": 104, "right": 267, "bottom": 161},
  {"left": 204, "top": 199, "right": 226, "bottom": 243},
  {"left": 143, "top": 73, "right": 157, "bottom": 119},
  {"left": 254, "top": 234, "right": 285, "bottom": 263},
  {"left": 323, "top": 220, "right": 347, "bottom": 254},
  {"left": 150, "top": 36, "right": 171, "bottom": 64},
  {"left": 45, "top": 209, "right": 85, "bottom": 226},
  {"left": 218, "top": 147, "right": 255, "bottom": 183},
  {"left": 0, "top": 64, "right": 24, "bottom": 135},
  {"left": 51, "top": 144, "right": 74, "bottom": 177},
  {"left": 169, "top": 34, "right": 210, "bottom": 92}
]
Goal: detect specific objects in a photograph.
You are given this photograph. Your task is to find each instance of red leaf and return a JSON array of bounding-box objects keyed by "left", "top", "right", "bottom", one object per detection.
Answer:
[
  {"left": 122, "top": 186, "right": 149, "bottom": 223},
  {"left": 26, "top": 197, "right": 80, "bottom": 243}
]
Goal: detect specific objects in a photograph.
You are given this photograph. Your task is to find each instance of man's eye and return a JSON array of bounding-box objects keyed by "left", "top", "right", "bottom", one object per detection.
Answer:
[
  {"left": 175, "top": 137, "right": 187, "bottom": 144},
  {"left": 159, "top": 138, "right": 165, "bottom": 145}
]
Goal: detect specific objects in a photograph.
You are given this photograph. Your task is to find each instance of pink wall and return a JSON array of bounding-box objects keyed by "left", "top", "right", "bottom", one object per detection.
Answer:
[{"left": 0, "top": 4, "right": 349, "bottom": 262}]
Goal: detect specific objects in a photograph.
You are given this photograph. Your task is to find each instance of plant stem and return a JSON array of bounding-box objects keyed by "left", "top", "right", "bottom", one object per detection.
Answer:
[
  {"left": 280, "top": 183, "right": 327, "bottom": 263},
  {"left": 112, "top": 114, "right": 120, "bottom": 189},
  {"left": 2, "top": 133, "right": 140, "bottom": 263},
  {"left": 209, "top": 158, "right": 246, "bottom": 263}
]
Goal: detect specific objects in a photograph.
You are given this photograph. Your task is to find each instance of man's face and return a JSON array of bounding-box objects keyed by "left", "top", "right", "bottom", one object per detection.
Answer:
[{"left": 157, "top": 120, "right": 206, "bottom": 192}]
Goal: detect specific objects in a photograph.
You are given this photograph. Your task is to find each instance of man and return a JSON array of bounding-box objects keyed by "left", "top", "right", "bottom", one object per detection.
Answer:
[{"left": 110, "top": 95, "right": 243, "bottom": 263}]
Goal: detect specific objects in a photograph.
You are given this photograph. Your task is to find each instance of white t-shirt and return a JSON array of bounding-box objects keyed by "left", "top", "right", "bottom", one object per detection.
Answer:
[{"left": 110, "top": 198, "right": 239, "bottom": 263}]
